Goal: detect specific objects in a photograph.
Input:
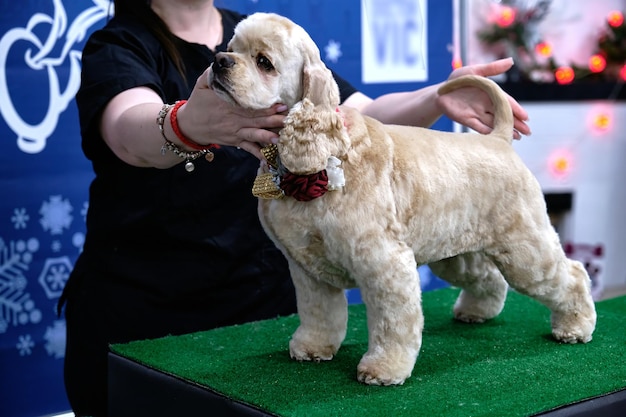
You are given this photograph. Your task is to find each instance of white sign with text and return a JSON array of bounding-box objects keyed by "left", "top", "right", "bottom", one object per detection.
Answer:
[{"left": 361, "top": 0, "right": 428, "bottom": 84}]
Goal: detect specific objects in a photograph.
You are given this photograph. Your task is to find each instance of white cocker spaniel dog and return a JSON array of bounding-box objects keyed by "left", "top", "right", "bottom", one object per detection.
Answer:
[{"left": 209, "top": 12, "right": 597, "bottom": 386}]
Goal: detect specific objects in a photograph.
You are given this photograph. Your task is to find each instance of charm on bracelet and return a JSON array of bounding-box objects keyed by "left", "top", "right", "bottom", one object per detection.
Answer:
[
  {"left": 156, "top": 103, "right": 214, "bottom": 172},
  {"left": 160, "top": 140, "right": 213, "bottom": 172}
]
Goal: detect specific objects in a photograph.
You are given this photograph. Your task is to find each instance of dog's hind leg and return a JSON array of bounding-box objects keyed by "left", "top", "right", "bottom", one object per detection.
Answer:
[
  {"left": 488, "top": 229, "right": 596, "bottom": 344},
  {"left": 288, "top": 259, "right": 348, "bottom": 362},
  {"left": 429, "top": 252, "right": 508, "bottom": 323},
  {"left": 355, "top": 242, "right": 423, "bottom": 386}
]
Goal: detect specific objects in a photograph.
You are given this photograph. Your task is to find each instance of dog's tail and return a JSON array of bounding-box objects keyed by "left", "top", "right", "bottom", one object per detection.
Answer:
[{"left": 438, "top": 75, "right": 514, "bottom": 143}]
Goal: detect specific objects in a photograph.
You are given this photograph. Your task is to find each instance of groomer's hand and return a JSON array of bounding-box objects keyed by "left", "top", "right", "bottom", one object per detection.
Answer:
[
  {"left": 437, "top": 58, "right": 531, "bottom": 139},
  {"left": 177, "top": 67, "right": 287, "bottom": 159}
]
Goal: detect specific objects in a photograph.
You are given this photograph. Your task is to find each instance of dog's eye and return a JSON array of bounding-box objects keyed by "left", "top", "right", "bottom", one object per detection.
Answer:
[{"left": 256, "top": 55, "right": 274, "bottom": 72}]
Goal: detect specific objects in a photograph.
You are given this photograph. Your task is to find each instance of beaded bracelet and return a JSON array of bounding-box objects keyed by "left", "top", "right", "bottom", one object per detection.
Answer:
[
  {"left": 170, "top": 100, "right": 219, "bottom": 151},
  {"left": 157, "top": 103, "right": 214, "bottom": 172}
]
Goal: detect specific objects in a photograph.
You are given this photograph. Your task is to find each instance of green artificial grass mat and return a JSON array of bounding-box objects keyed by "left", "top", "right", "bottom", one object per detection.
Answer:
[{"left": 111, "top": 288, "right": 626, "bottom": 417}]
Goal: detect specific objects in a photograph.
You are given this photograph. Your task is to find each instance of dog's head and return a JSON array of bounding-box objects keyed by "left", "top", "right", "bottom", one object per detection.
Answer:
[
  {"left": 210, "top": 13, "right": 347, "bottom": 175},
  {"left": 208, "top": 12, "right": 339, "bottom": 110}
]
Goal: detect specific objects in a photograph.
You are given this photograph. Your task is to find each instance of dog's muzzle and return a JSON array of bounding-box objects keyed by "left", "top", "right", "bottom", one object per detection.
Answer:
[
  {"left": 213, "top": 53, "right": 236, "bottom": 76},
  {"left": 209, "top": 53, "right": 238, "bottom": 105}
]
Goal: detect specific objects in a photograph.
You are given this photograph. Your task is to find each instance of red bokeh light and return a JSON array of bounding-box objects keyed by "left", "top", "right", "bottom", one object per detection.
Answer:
[
  {"left": 588, "top": 54, "right": 607, "bottom": 73},
  {"left": 593, "top": 113, "right": 611, "bottom": 131},
  {"left": 548, "top": 149, "right": 574, "bottom": 178},
  {"left": 496, "top": 6, "right": 516, "bottom": 28},
  {"left": 586, "top": 105, "right": 614, "bottom": 136},
  {"left": 554, "top": 66, "right": 575, "bottom": 84},
  {"left": 535, "top": 42, "right": 553, "bottom": 57},
  {"left": 607, "top": 11, "right": 624, "bottom": 27}
]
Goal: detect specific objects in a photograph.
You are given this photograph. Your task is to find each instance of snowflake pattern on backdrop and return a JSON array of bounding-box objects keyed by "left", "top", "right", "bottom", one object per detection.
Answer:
[
  {"left": 11, "top": 208, "right": 29, "bottom": 229},
  {"left": 324, "top": 39, "right": 343, "bottom": 63},
  {"left": 1, "top": 194, "right": 81, "bottom": 360},
  {"left": 38, "top": 257, "right": 73, "bottom": 299},
  {"left": 16, "top": 334, "right": 35, "bottom": 356},
  {"left": 40, "top": 195, "right": 73, "bottom": 235},
  {"left": 44, "top": 320, "right": 66, "bottom": 359},
  {"left": 0, "top": 237, "right": 42, "bottom": 333}
]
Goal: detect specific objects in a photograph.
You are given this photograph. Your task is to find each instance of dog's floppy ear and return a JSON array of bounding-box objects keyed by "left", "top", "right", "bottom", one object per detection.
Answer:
[{"left": 301, "top": 62, "right": 340, "bottom": 109}]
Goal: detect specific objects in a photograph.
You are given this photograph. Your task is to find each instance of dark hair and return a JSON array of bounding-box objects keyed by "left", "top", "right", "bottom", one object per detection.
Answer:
[{"left": 113, "top": 0, "right": 187, "bottom": 80}]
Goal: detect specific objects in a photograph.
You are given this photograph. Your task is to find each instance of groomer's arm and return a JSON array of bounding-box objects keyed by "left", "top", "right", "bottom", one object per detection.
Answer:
[
  {"left": 343, "top": 86, "right": 442, "bottom": 127},
  {"left": 342, "top": 58, "right": 531, "bottom": 138}
]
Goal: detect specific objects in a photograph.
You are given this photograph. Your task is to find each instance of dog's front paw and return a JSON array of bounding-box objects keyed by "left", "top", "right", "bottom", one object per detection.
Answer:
[
  {"left": 356, "top": 353, "right": 413, "bottom": 386},
  {"left": 289, "top": 338, "right": 337, "bottom": 362}
]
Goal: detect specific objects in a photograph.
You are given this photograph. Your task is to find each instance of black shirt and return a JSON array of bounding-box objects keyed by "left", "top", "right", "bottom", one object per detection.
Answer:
[{"left": 67, "top": 9, "right": 357, "bottom": 335}]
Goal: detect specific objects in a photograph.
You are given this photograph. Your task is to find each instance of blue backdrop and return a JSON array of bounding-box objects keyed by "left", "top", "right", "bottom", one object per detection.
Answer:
[{"left": 0, "top": 1, "right": 451, "bottom": 415}]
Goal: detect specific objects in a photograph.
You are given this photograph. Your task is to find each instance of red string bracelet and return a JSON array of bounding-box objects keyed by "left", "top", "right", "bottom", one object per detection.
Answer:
[{"left": 170, "top": 100, "right": 219, "bottom": 151}]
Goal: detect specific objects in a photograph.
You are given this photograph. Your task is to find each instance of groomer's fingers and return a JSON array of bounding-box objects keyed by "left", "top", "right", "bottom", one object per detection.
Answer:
[
  {"left": 238, "top": 127, "right": 279, "bottom": 147},
  {"left": 471, "top": 57, "right": 515, "bottom": 78},
  {"left": 513, "top": 118, "right": 530, "bottom": 138},
  {"left": 472, "top": 117, "right": 523, "bottom": 140},
  {"left": 508, "top": 97, "right": 528, "bottom": 122},
  {"left": 474, "top": 94, "right": 530, "bottom": 139},
  {"left": 226, "top": 104, "right": 287, "bottom": 121},
  {"left": 196, "top": 67, "right": 212, "bottom": 89},
  {"left": 464, "top": 118, "right": 492, "bottom": 135},
  {"left": 507, "top": 96, "right": 531, "bottom": 137},
  {"left": 237, "top": 140, "right": 264, "bottom": 160},
  {"left": 247, "top": 112, "right": 287, "bottom": 132},
  {"left": 475, "top": 124, "right": 521, "bottom": 141},
  {"left": 451, "top": 58, "right": 514, "bottom": 80}
]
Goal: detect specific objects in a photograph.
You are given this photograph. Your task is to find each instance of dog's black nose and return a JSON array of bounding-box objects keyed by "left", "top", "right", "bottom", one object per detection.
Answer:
[{"left": 214, "top": 53, "right": 235, "bottom": 74}]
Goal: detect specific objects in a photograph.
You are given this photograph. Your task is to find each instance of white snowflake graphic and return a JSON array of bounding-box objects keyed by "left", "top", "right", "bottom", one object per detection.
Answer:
[
  {"left": 0, "top": 237, "right": 41, "bottom": 333},
  {"left": 39, "top": 195, "right": 73, "bottom": 235},
  {"left": 44, "top": 320, "right": 66, "bottom": 359},
  {"left": 324, "top": 39, "right": 343, "bottom": 63},
  {"left": 38, "top": 256, "right": 72, "bottom": 299},
  {"left": 16, "top": 334, "right": 35, "bottom": 356},
  {"left": 11, "top": 208, "right": 29, "bottom": 229}
]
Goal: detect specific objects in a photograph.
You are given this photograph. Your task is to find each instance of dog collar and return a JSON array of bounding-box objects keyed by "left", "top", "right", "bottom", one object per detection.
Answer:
[{"left": 252, "top": 144, "right": 345, "bottom": 201}]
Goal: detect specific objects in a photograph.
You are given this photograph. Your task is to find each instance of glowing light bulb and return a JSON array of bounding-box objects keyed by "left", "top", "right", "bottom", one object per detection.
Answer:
[
  {"left": 589, "top": 54, "right": 606, "bottom": 73},
  {"left": 496, "top": 6, "right": 516, "bottom": 27},
  {"left": 548, "top": 150, "right": 573, "bottom": 178},
  {"left": 585, "top": 102, "right": 614, "bottom": 135},
  {"left": 607, "top": 11, "right": 624, "bottom": 27},
  {"left": 593, "top": 112, "right": 611, "bottom": 130},
  {"left": 554, "top": 66, "right": 575, "bottom": 84},
  {"left": 553, "top": 157, "right": 569, "bottom": 172},
  {"left": 535, "top": 42, "right": 552, "bottom": 57}
]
